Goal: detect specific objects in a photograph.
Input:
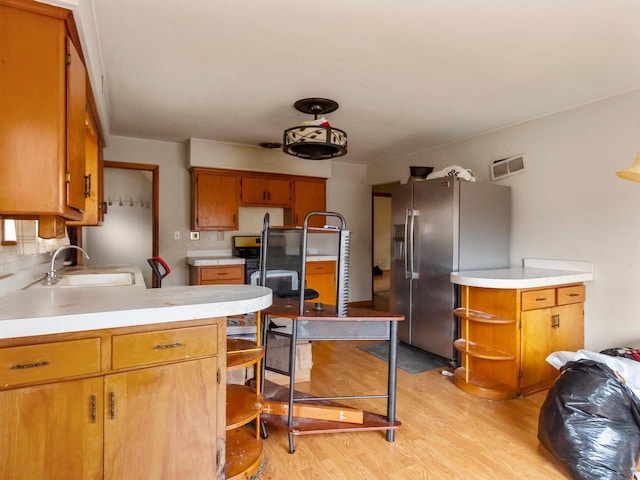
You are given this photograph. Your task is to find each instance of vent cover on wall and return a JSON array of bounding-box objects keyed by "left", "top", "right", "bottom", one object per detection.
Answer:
[{"left": 490, "top": 154, "right": 526, "bottom": 181}]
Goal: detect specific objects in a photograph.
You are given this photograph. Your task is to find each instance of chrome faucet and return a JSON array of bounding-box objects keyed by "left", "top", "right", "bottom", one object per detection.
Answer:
[{"left": 43, "top": 245, "right": 90, "bottom": 285}]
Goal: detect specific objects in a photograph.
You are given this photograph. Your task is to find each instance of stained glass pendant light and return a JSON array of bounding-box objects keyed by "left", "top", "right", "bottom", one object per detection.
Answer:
[{"left": 282, "top": 98, "right": 347, "bottom": 160}]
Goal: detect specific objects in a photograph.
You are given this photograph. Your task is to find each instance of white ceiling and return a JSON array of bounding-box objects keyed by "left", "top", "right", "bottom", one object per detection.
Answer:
[{"left": 90, "top": 0, "right": 640, "bottom": 166}]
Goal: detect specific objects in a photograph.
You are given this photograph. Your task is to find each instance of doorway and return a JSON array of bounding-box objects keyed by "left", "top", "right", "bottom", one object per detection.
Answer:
[
  {"left": 83, "top": 161, "right": 159, "bottom": 287},
  {"left": 371, "top": 183, "right": 398, "bottom": 311}
]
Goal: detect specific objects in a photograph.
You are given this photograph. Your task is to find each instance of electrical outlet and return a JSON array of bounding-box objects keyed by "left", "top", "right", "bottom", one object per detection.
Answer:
[
  {"left": 190, "top": 231, "right": 200, "bottom": 241},
  {"left": 174, "top": 231, "right": 180, "bottom": 240},
  {"left": 217, "top": 231, "right": 224, "bottom": 241}
]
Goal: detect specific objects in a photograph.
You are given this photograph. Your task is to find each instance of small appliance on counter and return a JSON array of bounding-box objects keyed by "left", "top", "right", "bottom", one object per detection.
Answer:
[{"left": 232, "top": 235, "right": 262, "bottom": 283}]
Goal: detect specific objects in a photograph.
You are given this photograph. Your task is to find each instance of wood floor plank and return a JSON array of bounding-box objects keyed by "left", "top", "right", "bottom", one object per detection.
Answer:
[{"left": 259, "top": 340, "right": 568, "bottom": 479}]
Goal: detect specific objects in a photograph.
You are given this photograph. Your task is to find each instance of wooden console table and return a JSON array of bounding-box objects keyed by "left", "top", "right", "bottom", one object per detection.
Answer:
[{"left": 260, "top": 298, "right": 404, "bottom": 453}]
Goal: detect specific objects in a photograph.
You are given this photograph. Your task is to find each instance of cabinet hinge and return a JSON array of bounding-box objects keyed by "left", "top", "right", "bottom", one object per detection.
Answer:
[
  {"left": 518, "top": 320, "right": 522, "bottom": 329},
  {"left": 65, "top": 52, "right": 71, "bottom": 65},
  {"left": 518, "top": 370, "right": 523, "bottom": 379},
  {"left": 216, "top": 368, "right": 221, "bottom": 384},
  {"left": 216, "top": 448, "right": 220, "bottom": 466},
  {"left": 66, "top": 171, "right": 71, "bottom": 184}
]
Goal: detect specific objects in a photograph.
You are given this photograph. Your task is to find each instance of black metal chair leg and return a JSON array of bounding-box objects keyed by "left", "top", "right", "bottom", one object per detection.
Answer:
[{"left": 288, "top": 433, "right": 295, "bottom": 454}]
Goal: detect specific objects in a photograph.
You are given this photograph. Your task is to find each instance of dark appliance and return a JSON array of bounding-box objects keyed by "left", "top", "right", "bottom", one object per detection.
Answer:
[{"left": 232, "top": 235, "right": 261, "bottom": 283}]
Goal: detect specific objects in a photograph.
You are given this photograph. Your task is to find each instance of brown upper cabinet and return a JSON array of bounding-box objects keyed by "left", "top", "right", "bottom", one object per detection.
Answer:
[
  {"left": 68, "top": 109, "right": 104, "bottom": 227},
  {"left": 190, "top": 167, "right": 326, "bottom": 231},
  {"left": 288, "top": 177, "right": 326, "bottom": 228},
  {"left": 0, "top": 0, "right": 93, "bottom": 238},
  {"left": 190, "top": 168, "right": 240, "bottom": 231},
  {"left": 240, "top": 174, "right": 291, "bottom": 207}
]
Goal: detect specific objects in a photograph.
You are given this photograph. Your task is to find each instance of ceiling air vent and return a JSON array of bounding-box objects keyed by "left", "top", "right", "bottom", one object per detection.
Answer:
[{"left": 490, "top": 154, "right": 526, "bottom": 181}]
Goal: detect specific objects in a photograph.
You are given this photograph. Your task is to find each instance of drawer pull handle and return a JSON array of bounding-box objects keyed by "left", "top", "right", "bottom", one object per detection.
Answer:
[
  {"left": 536, "top": 297, "right": 547, "bottom": 301},
  {"left": 217, "top": 272, "right": 228, "bottom": 275},
  {"left": 90, "top": 394, "right": 97, "bottom": 424},
  {"left": 11, "top": 360, "right": 49, "bottom": 370},
  {"left": 569, "top": 293, "right": 580, "bottom": 297},
  {"left": 154, "top": 342, "right": 183, "bottom": 350}
]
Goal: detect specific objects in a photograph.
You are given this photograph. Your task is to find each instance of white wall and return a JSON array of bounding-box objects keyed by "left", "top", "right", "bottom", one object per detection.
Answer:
[
  {"left": 101, "top": 137, "right": 372, "bottom": 300},
  {"left": 102, "top": 136, "right": 191, "bottom": 286},
  {"left": 84, "top": 168, "right": 153, "bottom": 286},
  {"left": 367, "top": 88, "right": 640, "bottom": 352},
  {"left": 373, "top": 196, "right": 391, "bottom": 270}
]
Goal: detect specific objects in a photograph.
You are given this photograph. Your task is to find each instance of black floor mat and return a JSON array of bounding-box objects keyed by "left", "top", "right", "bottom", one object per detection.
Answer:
[{"left": 358, "top": 341, "right": 448, "bottom": 374}]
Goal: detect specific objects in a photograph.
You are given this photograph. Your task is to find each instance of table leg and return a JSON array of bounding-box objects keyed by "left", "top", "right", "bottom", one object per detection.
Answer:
[
  {"left": 386, "top": 320, "right": 398, "bottom": 442},
  {"left": 287, "top": 319, "right": 298, "bottom": 453}
]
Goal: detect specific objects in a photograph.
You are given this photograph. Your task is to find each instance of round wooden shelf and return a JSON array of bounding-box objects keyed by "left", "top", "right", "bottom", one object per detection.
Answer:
[
  {"left": 226, "top": 426, "right": 264, "bottom": 480},
  {"left": 453, "top": 367, "right": 518, "bottom": 400},
  {"left": 226, "top": 384, "right": 263, "bottom": 430},
  {"left": 227, "top": 338, "right": 264, "bottom": 371},
  {"left": 453, "top": 307, "right": 515, "bottom": 325},
  {"left": 453, "top": 339, "right": 516, "bottom": 361}
]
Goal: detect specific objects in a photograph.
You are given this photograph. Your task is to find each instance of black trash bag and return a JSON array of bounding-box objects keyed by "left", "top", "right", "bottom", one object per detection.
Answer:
[{"left": 538, "top": 359, "right": 640, "bottom": 480}]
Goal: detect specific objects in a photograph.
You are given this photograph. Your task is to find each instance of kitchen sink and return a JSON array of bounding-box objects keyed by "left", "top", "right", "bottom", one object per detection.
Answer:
[{"left": 55, "top": 272, "right": 135, "bottom": 287}]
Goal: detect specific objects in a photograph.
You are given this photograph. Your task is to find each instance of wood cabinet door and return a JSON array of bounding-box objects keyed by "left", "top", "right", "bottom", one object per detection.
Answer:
[
  {"left": 193, "top": 170, "right": 239, "bottom": 230},
  {"left": 293, "top": 179, "right": 326, "bottom": 227},
  {"left": 66, "top": 36, "right": 87, "bottom": 212},
  {"left": 0, "top": 377, "right": 103, "bottom": 480},
  {"left": 0, "top": 5, "right": 65, "bottom": 216},
  {"left": 265, "top": 177, "right": 291, "bottom": 206},
  {"left": 305, "top": 261, "right": 336, "bottom": 304},
  {"left": 520, "top": 303, "right": 584, "bottom": 390},
  {"left": 240, "top": 176, "right": 291, "bottom": 206},
  {"left": 104, "top": 358, "right": 219, "bottom": 480}
]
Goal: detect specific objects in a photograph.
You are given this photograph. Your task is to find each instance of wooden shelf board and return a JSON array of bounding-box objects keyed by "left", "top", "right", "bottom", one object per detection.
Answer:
[
  {"left": 226, "top": 384, "right": 263, "bottom": 430},
  {"left": 227, "top": 338, "right": 264, "bottom": 370},
  {"left": 262, "top": 381, "right": 400, "bottom": 436},
  {"left": 226, "top": 426, "right": 264, "bottom": 480},
  {"left": 453, "top": 307, "right": 515, "bottom": 324},
  {"left": 453, "top": 367, "right": 518, "bottom": 400},
  {"left": 453, "top": 339, "right": 516, "bottom": 361}
]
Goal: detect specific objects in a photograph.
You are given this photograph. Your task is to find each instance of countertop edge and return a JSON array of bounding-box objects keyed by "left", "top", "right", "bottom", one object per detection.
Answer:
[{"left": 0, "top": 285, "right": 272, "bottom": 339}]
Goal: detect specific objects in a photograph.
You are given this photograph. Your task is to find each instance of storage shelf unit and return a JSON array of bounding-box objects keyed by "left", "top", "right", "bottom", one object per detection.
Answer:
[
  {"left": 226, "top": 320, "right": 265, "bottom": 480},
  {"left": 452, "top": 282, "right": 585, "bottom": 400}
]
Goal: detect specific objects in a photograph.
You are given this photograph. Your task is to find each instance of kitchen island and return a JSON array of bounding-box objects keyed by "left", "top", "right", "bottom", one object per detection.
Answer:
[
  {"left": 450, "top": 259, "right": 593, "bottom": 399},
  {"left": 0, "top": 280, "right": 272, "bottom": 480}
]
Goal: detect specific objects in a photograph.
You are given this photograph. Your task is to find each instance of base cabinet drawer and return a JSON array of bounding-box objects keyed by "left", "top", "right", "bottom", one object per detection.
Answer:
[
  {"left": 190, "top": 265, "right": 244, "bottom": 285},
  {"left": 112, "top": 325, "right": 218, "bottom": 369},
  {"left": 0, "top": 338, "right": 101, "bottom": 388}
]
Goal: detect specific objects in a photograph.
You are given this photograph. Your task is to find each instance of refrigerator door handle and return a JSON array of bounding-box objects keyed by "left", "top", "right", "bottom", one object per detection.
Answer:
[{"left": 406, "top": 208, "right": 419, "bottom": 279}]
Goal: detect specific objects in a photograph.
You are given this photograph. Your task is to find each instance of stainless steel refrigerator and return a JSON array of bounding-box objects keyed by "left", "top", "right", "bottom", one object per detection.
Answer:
[{"left": 390, "top": 177, "right": 511, "bottom": 361}]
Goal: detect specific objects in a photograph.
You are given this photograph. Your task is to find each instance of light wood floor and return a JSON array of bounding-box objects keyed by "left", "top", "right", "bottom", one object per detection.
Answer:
[{"left": 259, "top": 340, "right": 569, "bottom": 479}]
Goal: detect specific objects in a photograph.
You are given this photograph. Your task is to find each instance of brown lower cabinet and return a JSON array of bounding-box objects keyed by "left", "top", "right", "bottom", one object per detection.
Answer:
[
  {"left": 453, "top": 283, "right": 585, "bottom": 399},
  {"left": 190, "top": 264, "right": 245, "bottom": 285},
  {"left": 0, "top": 319, "right": 225, "bottom": 480}
]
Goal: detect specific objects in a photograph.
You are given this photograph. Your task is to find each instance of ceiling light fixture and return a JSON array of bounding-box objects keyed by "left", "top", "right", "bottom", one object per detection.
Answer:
[
  {"left": 282, "top": 98, "right": 347, "bottom": 160},
  {"left": 617, "top": 152, "right": 640, "bottom": 182}
]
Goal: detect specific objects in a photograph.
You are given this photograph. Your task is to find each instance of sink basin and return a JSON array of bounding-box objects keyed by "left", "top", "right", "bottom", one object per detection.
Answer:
[{"left": 56, "top": 272, "right": 135, "bottom": 287}]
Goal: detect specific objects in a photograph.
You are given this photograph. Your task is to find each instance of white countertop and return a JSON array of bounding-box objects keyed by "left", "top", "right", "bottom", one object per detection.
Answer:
[
  {"left": 0, "top": 284, "right": 272, "bottom": 339},
  {"left": 187, "top": 256, "right": 244, "bottom": 267},
  {"left": 450, "top": 259, "right": 594, "bottom": 289},
  {"left": 186, "top": 254, "right": 337, "bottom": 266}
]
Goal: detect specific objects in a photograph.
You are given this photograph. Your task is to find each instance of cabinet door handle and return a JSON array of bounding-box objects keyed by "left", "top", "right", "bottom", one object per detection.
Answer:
[
  {"left": 551, "top": 314, "right": 560, "bottom": 328},
  {"left": 90, "top": 394, "right": 97, "bottom": 424},
  {"left": 110, "top": 391, "right": 115, "bottom": 420},
  {"left": 11, "top": 360, "right": 49, "bottom": 370},
  {"left": 153, "top": 342, "right": 183, "bottom": 350}
]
